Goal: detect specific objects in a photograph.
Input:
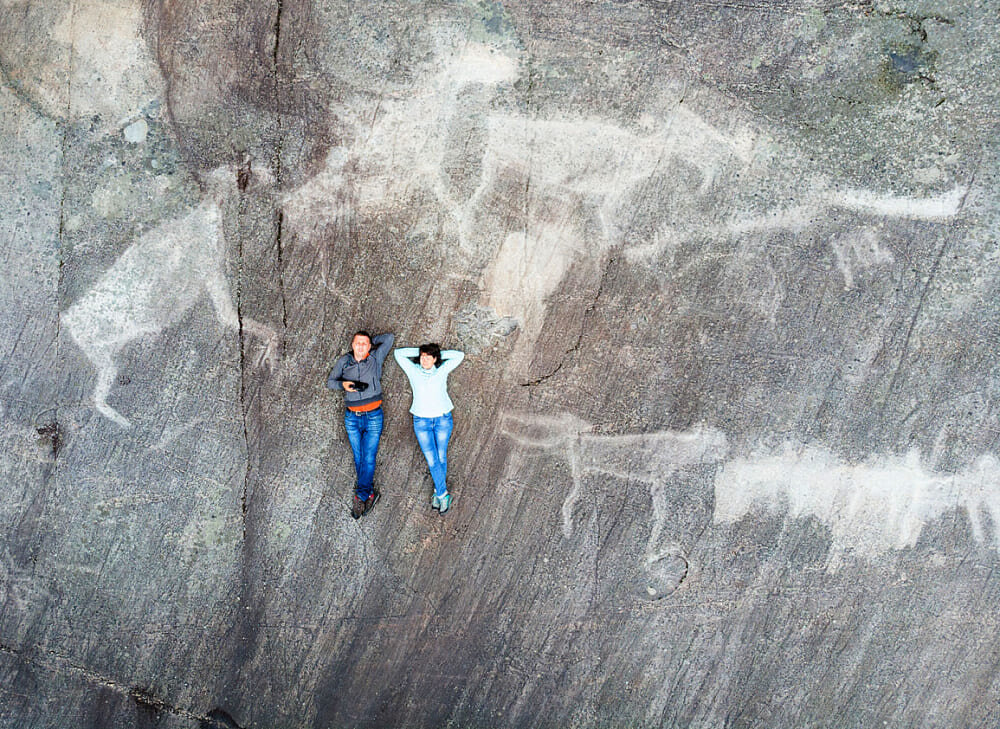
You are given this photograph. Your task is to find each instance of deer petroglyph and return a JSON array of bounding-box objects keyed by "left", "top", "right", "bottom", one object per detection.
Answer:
[{"left": 500, "top": 412, "right": 728, "bottom": 579}]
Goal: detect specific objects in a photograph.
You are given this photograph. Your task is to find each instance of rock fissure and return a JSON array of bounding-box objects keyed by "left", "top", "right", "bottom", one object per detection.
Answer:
[
  {"left": 519, "top": 257, "right": 612, "bottom": 387},
  {"left": 271, "top": 0, "right": 284, "bottom": 71},
  {"left": 0, "top": 640, "right": 240, "bottom": 728},
  {"left": 235, "top": 182, "right": 251, "bottom": 537},
  {"left": 271, "top": 0, "right": 288, "bottom": 351},
  {"left": 275, "top": 208, "right": 288, "bottom": 349},
  {"left": 887, "top": 9, "right": 954, "bottom": 39},
  {"left": 519, "top": 359, "right": 565, "bottom": 388}
]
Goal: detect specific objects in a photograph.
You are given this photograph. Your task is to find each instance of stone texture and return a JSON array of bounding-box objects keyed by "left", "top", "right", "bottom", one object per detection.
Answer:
[{"left": 1, "top": 0, "right": 999, "bottom": 727}]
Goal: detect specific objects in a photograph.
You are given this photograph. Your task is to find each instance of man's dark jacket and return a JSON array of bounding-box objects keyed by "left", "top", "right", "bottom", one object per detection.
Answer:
[{"left": 327, "top": 333, "right": 395, "bottom": 409}]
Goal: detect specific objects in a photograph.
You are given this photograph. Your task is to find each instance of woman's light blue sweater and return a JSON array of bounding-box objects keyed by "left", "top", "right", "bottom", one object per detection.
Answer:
[{"left": 393, "top": 348, "right": 465, "bottom": 417}]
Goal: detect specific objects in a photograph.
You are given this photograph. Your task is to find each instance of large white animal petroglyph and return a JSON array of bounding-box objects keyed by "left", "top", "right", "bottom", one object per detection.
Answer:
[
  {"left": 502, "top": 410, "right": 1000, "bottom": 575},
  {"left": 283, "top": 41, "right": 969, "bottom": 349},
  {"left": 62, "top": 167, "right": 279, "bottom": 427},
  {"left": 500, "top": 412, "right": 728, "bottom": 566},
  {"left": 714, "top": 444, "right": 1000, "bottom": 570}
]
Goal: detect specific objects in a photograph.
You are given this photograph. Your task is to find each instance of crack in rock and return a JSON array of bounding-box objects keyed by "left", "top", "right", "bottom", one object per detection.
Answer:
[{"left": 0, "top": 641, "right": 243, "bottom": 728}]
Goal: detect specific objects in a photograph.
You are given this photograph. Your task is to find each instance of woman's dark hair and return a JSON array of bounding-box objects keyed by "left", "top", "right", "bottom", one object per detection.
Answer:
[{"left": 413, "top": 342, "right": 442, "bottom": 367}]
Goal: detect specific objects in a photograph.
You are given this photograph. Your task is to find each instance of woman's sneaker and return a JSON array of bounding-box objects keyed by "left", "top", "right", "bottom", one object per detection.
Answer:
[
  {"left": 431, "top": 493, "right": 441, "bottom": 510},
  {"left": 438, "top": 492, "right": 452, "bottom": 514}
]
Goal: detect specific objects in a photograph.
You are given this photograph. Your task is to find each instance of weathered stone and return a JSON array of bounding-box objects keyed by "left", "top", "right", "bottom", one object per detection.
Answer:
[{"left": 1, "top": 0, "right": 999, "bottom": 727}]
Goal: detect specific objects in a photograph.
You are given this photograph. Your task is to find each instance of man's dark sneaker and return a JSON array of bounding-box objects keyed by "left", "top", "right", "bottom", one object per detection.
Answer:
[
  {"left": 350, "top": 494, "right": 366, "bottom": 520},
  {"left": 362, "top": 488, "right": 381, "bottom": 516}
]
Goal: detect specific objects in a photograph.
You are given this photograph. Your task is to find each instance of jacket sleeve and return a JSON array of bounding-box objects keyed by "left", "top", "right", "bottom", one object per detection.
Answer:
[
  {"left": 438, "top": 349, "right": 465, "bottom": 375},
  {"left": 327, "top": 356, "right": 347, "bottom": 390},
  {"left": 394, "top": 347, "right": 420, "bottom": 375},
  {"left": 373, "top": 333, "right": 395, "bottom": 366}
]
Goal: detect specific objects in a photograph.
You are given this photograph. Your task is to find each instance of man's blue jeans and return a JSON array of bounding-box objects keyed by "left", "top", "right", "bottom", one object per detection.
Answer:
[
  {"left": 344, "top": 407, "right": 383, "bottom": 500},
  {"left": 412, "top": 412, "right": 454, "bottom": 497}
]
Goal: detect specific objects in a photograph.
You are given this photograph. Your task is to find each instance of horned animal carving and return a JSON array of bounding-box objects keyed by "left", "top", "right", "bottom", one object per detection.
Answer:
[{"left": 283, "top": 42, "right": 968, "bottom": 354}]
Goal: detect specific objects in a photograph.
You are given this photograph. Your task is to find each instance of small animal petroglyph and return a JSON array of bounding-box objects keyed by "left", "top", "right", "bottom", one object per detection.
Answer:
[
  {"left": 724, "top": 185, "right": 968, "bottom": 239},
  {"left": 723, "top": 183, "right": 966, "bottom": 286},
  {"left": 501, "top": 411, "right": 727, "bottom": 597},
  {"left": 62, "top": 166, "right": 279, "bottom": 427},
  {"left": 829, "top": 229, "right": 894, "bottom": 290}
]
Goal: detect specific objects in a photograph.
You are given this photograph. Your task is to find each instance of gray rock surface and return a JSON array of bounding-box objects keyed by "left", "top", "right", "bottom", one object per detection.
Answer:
[{"left": 1, "top": 0, "right": 998, "bottom": 727}]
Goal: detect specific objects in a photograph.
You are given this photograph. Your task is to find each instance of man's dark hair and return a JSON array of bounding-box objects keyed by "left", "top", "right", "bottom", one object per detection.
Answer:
[
  {"left": 351, "top": 330, "right": 372, "bottom": 343},
  {"left": 414, "top": 342, "right": 442, "bottom": 367}
]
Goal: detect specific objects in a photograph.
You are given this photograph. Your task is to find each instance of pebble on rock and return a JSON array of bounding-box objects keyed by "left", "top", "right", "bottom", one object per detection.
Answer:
[{"left": 123, "top": 118, "right": 148, "bottom": 144}]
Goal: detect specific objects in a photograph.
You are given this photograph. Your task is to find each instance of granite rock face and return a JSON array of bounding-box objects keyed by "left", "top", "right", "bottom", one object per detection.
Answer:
[{"left": 1, "top": 1, "right": 999, "bottom": 727}]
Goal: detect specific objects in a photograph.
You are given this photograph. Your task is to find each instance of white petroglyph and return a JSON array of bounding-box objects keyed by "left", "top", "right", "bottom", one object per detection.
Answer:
[
  {"left": 500, "top": 412, "right": 728, "bottom": 567},
  {"left": 832, "top": 185, "right": 967, "bottom": 220},
  {"left": 725, "top": 205, "right": 823, "bottom": 235},
  {"left": 62, "top": 167, "right": 279, "bottom": 427},
  {"left": 719, "top": 184, "right": 964, "bottom": 294},
  {"left": 829, "top": 229, "right": 894, "bottom": 290},
  {"left": 351, "top": 43, "right": 520, "bottom": 205},
  {"left": 282, "top": 43, "right": 520, "bottom": 227},
  {"left": 714, "top": 444, "right": 1000, "bottom": 569},
  {"left": 471, "top": 107, "right": 756, "bottom": 342},
  {"left": 284, "top": 39, "right": 968, "bottom": 344},
  {"left": 504, "top": 411, "right": 1000, "bottom": 572},
  {"left": 38, "top": 1, "right": 164, "bottom": 126},
  {"left": 481, "top": 225, "right": 583, "bottom": 338},
  {"left": 469, "top": 107, "right": 755, "bottom": 229},
  {"left": 725, "top": 186, "right": 967, "bottom": 235}
]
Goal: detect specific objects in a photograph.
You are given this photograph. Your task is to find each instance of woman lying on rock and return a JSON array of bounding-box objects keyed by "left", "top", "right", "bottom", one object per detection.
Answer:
[{"left": 393, "top": 343, "right": 465, "bottom": 513}]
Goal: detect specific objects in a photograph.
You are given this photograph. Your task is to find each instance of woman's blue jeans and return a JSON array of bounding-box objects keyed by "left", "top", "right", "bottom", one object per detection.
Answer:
[
  {"left": 344, "top": 407, "right": 383, "bottom": 500},
  {"left": 412, "top": 412, "right": 453, "bottom": 497}
]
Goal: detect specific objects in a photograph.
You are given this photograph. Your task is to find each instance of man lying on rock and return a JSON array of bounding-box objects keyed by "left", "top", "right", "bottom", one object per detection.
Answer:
[{"left": 327, "top": 330, "right": 394, "bottom": 519}]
